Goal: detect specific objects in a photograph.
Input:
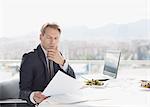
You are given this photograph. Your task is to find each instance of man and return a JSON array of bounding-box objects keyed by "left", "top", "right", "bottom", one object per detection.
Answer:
[{"left": 19, "top": 23, "right": 76, "bottom": 107}]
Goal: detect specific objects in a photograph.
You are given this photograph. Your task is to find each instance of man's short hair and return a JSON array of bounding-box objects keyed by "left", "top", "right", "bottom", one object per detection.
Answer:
[{"left": 41, "top": 23, "right": 61, "bottom": 34}]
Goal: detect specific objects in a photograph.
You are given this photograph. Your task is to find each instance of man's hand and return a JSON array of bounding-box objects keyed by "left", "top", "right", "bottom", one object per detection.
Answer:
[
  {"left": 33, "top": 91, "right": 47, "bottom": 104},
  {"left": 47, "top": 47, "right": 65, "bottom": 65}
]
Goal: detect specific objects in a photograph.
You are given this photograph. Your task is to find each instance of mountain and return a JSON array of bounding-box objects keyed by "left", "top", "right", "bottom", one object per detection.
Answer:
[
  {"left": 1, "top": 19, "right": 149, "bottom": 41},
  {"left": 62, "top": 19, "right": 150, "bottom": 41}
]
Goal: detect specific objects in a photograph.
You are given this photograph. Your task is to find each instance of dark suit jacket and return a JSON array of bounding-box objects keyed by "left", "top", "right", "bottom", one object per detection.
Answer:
[{"left": 19, "top": 45, "right": 76, "bottom": 107}]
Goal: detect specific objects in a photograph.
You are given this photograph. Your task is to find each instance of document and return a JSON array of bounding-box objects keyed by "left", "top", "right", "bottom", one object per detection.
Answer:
[
  {"left": 42, "top": 70, "right": 83, "bottom": 96},
  {"left": 47, "top": 93, "right": 88, "bottom": 105}
]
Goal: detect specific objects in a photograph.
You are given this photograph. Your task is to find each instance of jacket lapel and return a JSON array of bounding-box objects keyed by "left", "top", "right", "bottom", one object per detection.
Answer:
[{"left": 36, "top": 45, "right": 50, "bottom": 82}]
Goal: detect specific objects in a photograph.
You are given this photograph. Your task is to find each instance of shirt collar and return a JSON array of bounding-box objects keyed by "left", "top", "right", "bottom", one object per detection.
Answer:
[{"left": 40, "top": 44, "right": 47, "bottom": 57}]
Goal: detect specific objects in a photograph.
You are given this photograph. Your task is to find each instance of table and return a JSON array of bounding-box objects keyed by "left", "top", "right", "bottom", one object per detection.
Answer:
[{"left": 39, "top": 68, "right": 150, "bottom": 107}]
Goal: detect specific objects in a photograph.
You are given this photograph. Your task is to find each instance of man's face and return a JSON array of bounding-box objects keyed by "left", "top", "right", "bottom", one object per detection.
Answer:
[{"left": 40, "top": 27, "right": 60, "bottom": 50}]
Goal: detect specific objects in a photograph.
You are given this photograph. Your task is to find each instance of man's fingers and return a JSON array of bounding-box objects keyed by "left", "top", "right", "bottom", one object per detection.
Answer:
[
  {"left": 47, "top": 54, "right": 55, "bottom": 59},
  {"left": 47, "top": 57, "right": 54, "bottom": 62},
  {"left": 47, "top": 52, "right": 55, "bottom": 56},
  {"left": 56, "top": 46, "right": 59, "bottom": 51},
  {"left": 47, "top": 48, "right": 57, "bottom": 52},
  {"left": 34, "top": 92, "right": 46, "bottom": 99},
  {"left": 33, "top": 92, "right": 47, "bottom": 103},
  {"left": 34, "top": 97, "right": 43, "bottom": 104},
  {"left": 47, "top": 51, "right": 56, "bottom": 57},
  {"left": 47, "top": 50, "right": 56, "bottom": 53}
]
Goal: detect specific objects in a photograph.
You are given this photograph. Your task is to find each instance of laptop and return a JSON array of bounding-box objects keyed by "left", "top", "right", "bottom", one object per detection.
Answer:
[{"left": 82, "top": 50, "right": 121, "bottom": 81}]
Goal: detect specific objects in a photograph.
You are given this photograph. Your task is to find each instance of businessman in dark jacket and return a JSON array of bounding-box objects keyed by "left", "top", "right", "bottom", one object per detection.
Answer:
[{"left": 19, "top": 23, "right": 76, "bottom": 107}]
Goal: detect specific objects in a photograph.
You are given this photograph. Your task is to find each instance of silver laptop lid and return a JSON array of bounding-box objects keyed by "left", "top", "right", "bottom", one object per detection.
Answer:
[{"left": 103, "top": 50, "right": 121, "bottom": 79}]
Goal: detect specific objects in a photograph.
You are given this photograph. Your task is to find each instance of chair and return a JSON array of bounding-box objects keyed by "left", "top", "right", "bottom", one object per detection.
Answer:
[{"left": 0, "top": 78, "right": 27, "bottom": 107}]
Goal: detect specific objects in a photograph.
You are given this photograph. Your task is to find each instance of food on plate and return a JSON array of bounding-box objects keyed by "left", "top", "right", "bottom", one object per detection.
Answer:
[
  {"left": 84, "top": 79, "right": 104, "bottom": 86},
  {"left": 140, "top": 80, "right": 150, "bottom": 88}
]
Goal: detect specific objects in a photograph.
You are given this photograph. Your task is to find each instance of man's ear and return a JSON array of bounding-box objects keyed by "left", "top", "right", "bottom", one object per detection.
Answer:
[{"left": 40, "top": 34, "right": 42, "bottom": 40}]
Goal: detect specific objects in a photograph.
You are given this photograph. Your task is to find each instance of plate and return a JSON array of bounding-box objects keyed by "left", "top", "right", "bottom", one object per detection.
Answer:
[
  {"left": 89, "top": 84, "right": 106, "bottom": 88},
  {"left": 140, "top": 87, "right": 150, "bottom": 91}
]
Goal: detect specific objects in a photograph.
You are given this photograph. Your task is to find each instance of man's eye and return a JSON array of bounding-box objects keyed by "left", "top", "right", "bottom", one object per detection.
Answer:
[{"left": 46, "top": 36, "right": 51, "bottom": 39}]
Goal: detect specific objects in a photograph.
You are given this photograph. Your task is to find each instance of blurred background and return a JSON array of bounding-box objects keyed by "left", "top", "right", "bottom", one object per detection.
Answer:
[{"left": 0, "top": 0, "right": 150, "bottom": 81}]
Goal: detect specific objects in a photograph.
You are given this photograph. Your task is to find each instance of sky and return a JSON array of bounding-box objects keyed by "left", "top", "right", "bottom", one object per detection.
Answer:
[{"left": 0, "top": 0, "right": 149, "bottom": 37}]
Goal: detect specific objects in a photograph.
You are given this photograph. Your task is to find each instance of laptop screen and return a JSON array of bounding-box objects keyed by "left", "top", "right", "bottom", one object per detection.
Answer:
[{"left": 103, "top": 50, "right": 121, "bottom": 78}]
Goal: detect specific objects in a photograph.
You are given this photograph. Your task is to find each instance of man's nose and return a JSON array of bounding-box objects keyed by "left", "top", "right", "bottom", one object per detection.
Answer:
[{"left": 50, "top": 39, "right": 55, "bottom": 43}]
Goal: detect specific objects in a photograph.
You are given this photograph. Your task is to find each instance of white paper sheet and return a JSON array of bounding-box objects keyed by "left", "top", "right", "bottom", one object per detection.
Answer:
[
  {"left": 48, "top": 93, "right": 88, "bottom": 105},
  {"left": 42, "top": 70, "right": 83, "bottom": 96}
]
